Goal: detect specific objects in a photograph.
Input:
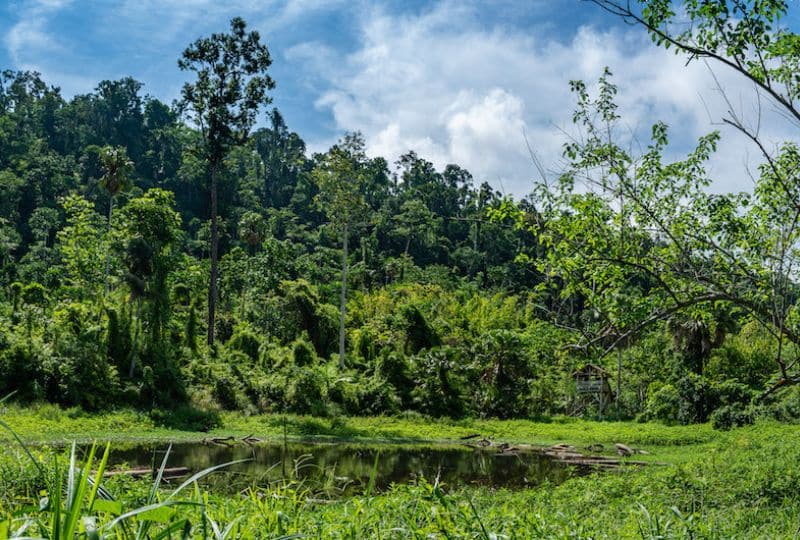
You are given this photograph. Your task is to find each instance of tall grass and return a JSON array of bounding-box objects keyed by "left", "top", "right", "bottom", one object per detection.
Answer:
[{"left": 2, "top": 414, "right": 800, "bottom": 537}]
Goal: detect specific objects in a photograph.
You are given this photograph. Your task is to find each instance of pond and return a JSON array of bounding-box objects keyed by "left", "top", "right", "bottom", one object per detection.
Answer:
[{"left": 100, "top": 440, "right": 583, "bottom": 495}]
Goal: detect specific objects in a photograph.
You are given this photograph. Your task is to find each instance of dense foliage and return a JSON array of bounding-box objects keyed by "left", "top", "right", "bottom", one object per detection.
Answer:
[{"left": 2, "top": 2, "right": 800, "bottom": 428}]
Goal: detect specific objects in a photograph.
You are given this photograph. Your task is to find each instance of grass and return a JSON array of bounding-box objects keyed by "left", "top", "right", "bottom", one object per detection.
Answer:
[
  {"left": 0, "top": 403, "right": 715, "bottom": 448},
  {"left": 2, "top": 405, "right": 799, "bottom": 537}
]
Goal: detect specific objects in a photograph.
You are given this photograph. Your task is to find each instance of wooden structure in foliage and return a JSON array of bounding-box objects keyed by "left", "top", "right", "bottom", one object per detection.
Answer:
[{"left": 570, "top": 364, "right": 613, "bottom": 415}]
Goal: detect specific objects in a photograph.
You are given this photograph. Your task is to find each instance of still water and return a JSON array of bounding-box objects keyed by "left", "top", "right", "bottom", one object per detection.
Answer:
[{"left": 103, "top": 441, "right": 578, "bottom": 494}]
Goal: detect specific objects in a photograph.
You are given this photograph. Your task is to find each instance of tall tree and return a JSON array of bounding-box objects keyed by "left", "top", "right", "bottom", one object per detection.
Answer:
[
  {"left": 312, "top": 133, "right": 372, "bottom": 367},
  {"left": 178, "top": 16, "right": 274, "bottom": 346},
  {"left": 116, "top": 189, "right": 182, "bottom": 377},
  {"left": 98, "top": 145, "right": 133, "bottom": 295}
]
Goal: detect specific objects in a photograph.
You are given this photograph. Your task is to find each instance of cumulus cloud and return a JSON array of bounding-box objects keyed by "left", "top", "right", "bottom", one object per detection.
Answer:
[
  {"left": 298, "top": 2, "right": 795, "bottom": 196},
  {"left": 4, "top": 0, "right": 71, "bottom": 64},
  {"left": 3, "top": 0, "right": 350, "bottom": 98},
  {"left": 3, "top": 0, "right": 794, "bottom": 196}
]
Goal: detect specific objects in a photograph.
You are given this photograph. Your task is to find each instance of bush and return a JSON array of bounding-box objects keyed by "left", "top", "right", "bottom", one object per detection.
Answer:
[
  {"left": 284, "top": 367, "right": 327, "bottom": 415},
  {"left": 411, "top": 348, "right": 467, "bottom": 418},
  {"left": 227, "top": 326, "right": 262, "bottom": 362},
  {"left": 402, "top": 305, "right": 440, "bottom": 354},
  {"left": 375, "top": 352, "right": 413, "bottom": 407},
  {"left": 0, "top": 341, "right": 43, "bottom": 401},
  {"left": 327, "top": 376, "right": 361, "bottom": 414},
  {"left": 470, "top": 330, "right": 531, "bottom": 419},
  {"left": 21, "top": 282, "right": 47, "bottom": 306},
  {"left": 711, "top": 404, "right": 755, "bottom": 430},
  {"left": 358, "top": 376, "right": 401, "bottom": 415},
  {"left": 645, "top": 376, "right": 754, "bottom": 425},
  {"left": 291, "top": 335, "right": 317, "bottom": 366},
  {"left": 769, "top": 387, "right": 800, "bottom": 422},
  {"left": 674, "top": 373, "right": 718, "bottom": 424},
  {"left": 644, "top": 383, "right": 681, "bottom": 423}
]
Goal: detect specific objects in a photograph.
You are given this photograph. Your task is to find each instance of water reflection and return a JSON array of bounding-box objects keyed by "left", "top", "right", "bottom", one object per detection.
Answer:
[{"left": 103, "top": 442, "right": 576, "bottom": 494}]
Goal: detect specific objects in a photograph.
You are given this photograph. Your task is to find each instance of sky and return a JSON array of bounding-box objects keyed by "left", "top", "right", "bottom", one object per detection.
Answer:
[{"left": 1, "top": 0, "right": 798, "bottom": 197}]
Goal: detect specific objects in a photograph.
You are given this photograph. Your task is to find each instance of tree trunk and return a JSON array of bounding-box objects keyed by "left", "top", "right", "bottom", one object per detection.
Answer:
[
  {"left": 128, "top": 297, "right": 142, "bottom": 378},
  {"left": 104, "top": 196, "right": 114, "bottom": 297},
  {"left": 207, "top": 164, "right": 219, "bottom": 346},
  {"left": 338, "top": 221, "right": 348, "bottom": 368}
]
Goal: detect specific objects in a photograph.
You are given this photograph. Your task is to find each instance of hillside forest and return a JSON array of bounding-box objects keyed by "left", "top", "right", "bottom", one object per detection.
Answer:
[{"left": 2, "top": 4, "right": 800, "bottom": 431}]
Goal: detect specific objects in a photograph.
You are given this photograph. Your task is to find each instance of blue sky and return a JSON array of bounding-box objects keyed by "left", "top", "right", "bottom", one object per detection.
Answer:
[{"left": 1, "top": 0, "right": 797, "bottom": 196}]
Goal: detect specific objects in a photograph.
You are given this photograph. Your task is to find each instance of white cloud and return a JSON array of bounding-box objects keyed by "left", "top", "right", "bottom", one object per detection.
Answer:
[
  {"left": 299, "top": 2, "right": 796, "bottom": 197},
  {"left": 4, "top": 0, "right": 71, "bottom": 64},
  {"left": 3, "top": 0, "right": 350, "bottom": 99},
  {"left": 3, "top": 0, "right": 794, "bottom": 197}
]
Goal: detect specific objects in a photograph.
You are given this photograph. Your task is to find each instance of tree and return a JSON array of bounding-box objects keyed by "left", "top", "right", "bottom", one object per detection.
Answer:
[
  {"left": 312, "top": 133, "right": 372, "bottom": 367},
  {"left": 98, "top": 145, "right": 133, "bottom": 295},
  {"left": 178, "top": 16, "right": 275, "bottom": 346},
  {"left": 0, "top": 217, "right": 20, "bottom": 278},
  {"left": 238, "top": 211, "right": 266, "bottom": 253},
  {"left": 56, "top": 195, "right": 105, "bottom": 300},
  {"left": 393, "top": 199, "right": 440, "bottom": 258},
  {"left": 92, "top": 78, "right": 145, "bottom": 161},
  {"left": 115, "top": 189, "right": 181, "bottom": 377},
  {"left": 253, "top": 110, "right": 308, "bottom": 209},
  {"left": 511, "top": 65, "right": 800, "bottom": 401},
  {"left": 574, "top": 0, "right": 800, "bottom": 395}
]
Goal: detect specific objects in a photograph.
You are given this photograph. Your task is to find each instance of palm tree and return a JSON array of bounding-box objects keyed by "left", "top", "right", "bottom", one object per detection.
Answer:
[{"left": 99, "top": 146, "right": 133, "bottom": 295}]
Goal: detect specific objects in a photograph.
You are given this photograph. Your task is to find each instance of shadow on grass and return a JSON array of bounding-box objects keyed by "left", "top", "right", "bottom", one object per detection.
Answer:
[
  {"left": 150, "top": 406, "right": 222, "bottom": 432},
  {"left": 262, "top": 416, "right": 436, "bottom": 444}
]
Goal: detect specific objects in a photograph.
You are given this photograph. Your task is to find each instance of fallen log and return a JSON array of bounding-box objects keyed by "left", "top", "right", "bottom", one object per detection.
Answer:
[
  {"left": 104, "top": 466, "right": 190, "bottom": 478},
  {"left": 202, "top": 436, "right": 235, "bottom": 446}
]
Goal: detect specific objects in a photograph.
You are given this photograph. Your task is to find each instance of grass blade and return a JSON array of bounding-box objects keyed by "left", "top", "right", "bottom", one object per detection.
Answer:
[
  {"left": 166, "top": 459, "right": 251, "bottom": 501},
  {"left": 365, "top": 452, "right": 380, "bottom": 498},
  {"left": 64, "top": 443, "right": 97, "bottom": 538},
  {"left": 87, "top": 442, "right": 111, "bottom": 512},
  {"left": 103, "top": 501, "right": 199, "bottom": 532},
  {"left": 150, "top": 518, "right": 192, "bottom": 540},
  {"left": 0, "top": 417, "right": 44, "bottom": 476}
]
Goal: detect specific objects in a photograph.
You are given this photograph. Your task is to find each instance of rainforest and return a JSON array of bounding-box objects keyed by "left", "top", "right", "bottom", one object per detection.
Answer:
[{"left": 2, "top": 0, "right": 800, "bottom": 538}]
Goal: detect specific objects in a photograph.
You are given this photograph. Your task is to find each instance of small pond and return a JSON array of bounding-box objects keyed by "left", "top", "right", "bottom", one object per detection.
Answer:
[{"left": 100, "top": 441, "right": 581, "bottom": 494}]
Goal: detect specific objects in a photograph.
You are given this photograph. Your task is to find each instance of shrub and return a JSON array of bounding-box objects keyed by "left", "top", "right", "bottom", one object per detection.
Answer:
[
  {"left": 291, "top": 335, "right": 317, "bottom": 366},
  {"left": 285, "top": 367, "right": 327, "bottom": 415},
  {"left": 228, "top": 326, "right": 262, "bottom": 362},
  {"left": 327, "top": 376, "right": 361, "bottom": 414},
  {"left": 644, "top": 383, "right": 681, "bottom": 423},
  {"left": 375, "top": 352, "right": 413, "bottom": 407},
  {"left": 358, "top": 376, "right": 401, "bottom": 415},
  {"left": 402, "top": 304, "right": 440, "bottom": 354},
  {"left": 411, "top": 347, "right": 467, "bottom": 418},
  {"left": 711, "top": 404, "right": 755, "bottom": 430},
  {"left": 470, "top": 330, "right": 531, "bottom": 419},
  {"left": 0, "top": 341, "right": 43, "bottom": 401},
  {"left": 214, "top": 375, "right": 245, "bottom": 410},
  {"left": 21, "top": 282, "right": 47, "bottom": 305}
]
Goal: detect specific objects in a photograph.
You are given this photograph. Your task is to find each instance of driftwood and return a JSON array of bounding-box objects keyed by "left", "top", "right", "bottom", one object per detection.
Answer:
[
  {"left": 461, "top": 437, "right": 654, "bottom": 471},
  {"left": 201, "top": 435, "right": 264, "bottom": 446},
  {"left": 202, "top": 436, "right": 235, "bottom": 446},
  {"left": 104, "top": 466, "right": 190, "bottom": 479},
  {"left": 614, "top": 443, "right": 649, "bottom": 456}
]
